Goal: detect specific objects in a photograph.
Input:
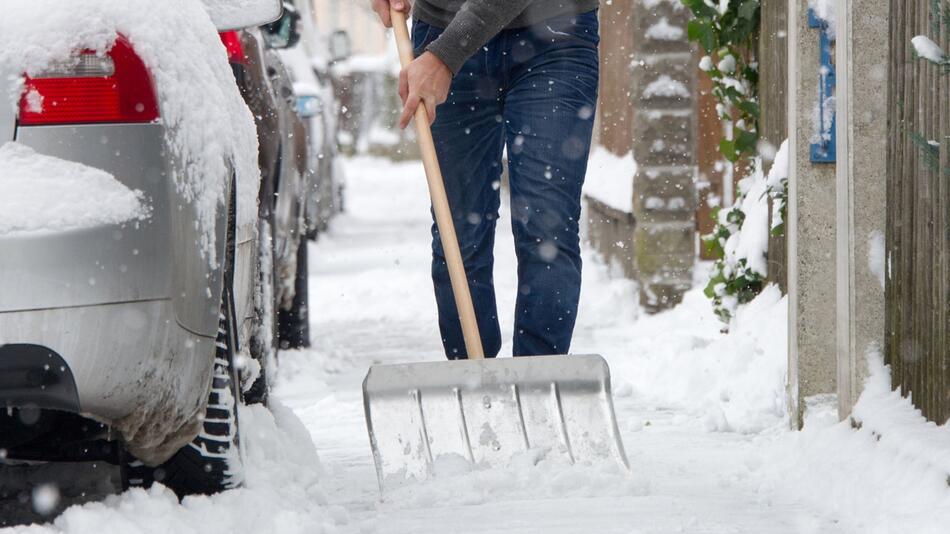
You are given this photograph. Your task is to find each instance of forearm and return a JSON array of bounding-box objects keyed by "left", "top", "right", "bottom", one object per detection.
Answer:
[{"left": 424, "top": 0, "right": 532, "bottom": 73}]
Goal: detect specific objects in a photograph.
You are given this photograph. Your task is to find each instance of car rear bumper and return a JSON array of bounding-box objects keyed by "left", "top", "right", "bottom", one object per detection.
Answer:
[
  {"left": 0, "top": 344, "right": 79, "bottom": 413},
  {"left": 0, "top": 299, "right": 214, "bottom": 463},
  {"left": 0, "top": 122, "right": 227, "bottom": 463}
]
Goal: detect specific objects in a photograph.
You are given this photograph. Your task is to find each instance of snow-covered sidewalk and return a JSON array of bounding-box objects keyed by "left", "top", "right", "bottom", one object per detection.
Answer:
[
  {"left": 273, "top": 157, "right": 842, "bottom": 533},
  {"left": 9, "top": 156, "right": 950, "bottom": 533}
]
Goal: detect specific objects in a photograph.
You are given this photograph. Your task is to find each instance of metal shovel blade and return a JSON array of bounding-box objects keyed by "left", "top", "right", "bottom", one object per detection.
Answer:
[{"left": 363, "top": 354, "right": 629, "bottom": 492}]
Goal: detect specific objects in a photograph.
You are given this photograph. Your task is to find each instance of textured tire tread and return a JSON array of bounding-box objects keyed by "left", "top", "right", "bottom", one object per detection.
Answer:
[{"left": 125, "top": 301, "right": 243, "bottom": 497}]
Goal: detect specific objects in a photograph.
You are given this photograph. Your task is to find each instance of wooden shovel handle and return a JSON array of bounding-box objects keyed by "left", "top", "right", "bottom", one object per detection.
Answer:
[{"left": 390, "top": 8, "right": 485, "bottom": 360}]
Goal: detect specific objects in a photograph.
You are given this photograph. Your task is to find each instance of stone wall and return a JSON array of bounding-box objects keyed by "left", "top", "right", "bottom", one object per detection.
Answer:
[
  {"left": 630, "top": 1, "right": 698, "bottom": 311},
  {"left": 586, "top": 1, "right": 699, "bottom": 312},
  {"left": 585, "top": 198, "right": 637, "bottom": 280},
  {"left": 785, "top": 0, "right": 889, "bottom": 427},
  {"left": 787, "top": 0, "right": 839, "bottom": 428},
  {"left": 834, "top": 0, "right": 888, "bottom": 421}
]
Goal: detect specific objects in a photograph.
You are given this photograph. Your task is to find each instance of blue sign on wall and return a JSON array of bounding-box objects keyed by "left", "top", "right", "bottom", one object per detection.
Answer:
[{"left": 808, "top": 8, "right": 836, "bottom": 164}]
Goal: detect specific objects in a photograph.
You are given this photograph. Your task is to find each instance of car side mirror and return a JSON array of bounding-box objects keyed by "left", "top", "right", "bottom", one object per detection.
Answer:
[
  {"left": 329, "top": 30, "right": 351, "bottom": 63},
  {"left": 296, "top": 95, "right": 323, "bottom": 119},
  {"left": 202, "top": 0, "right": 283, "bottom": 31},
  {"left": 261, "top": 3, "right": 301, "bottom": 49}
]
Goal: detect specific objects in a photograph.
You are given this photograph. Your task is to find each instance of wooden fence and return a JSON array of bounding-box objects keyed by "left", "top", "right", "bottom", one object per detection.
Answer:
[
  {"left": 886, "top": 0, "right": 950, "bottom": 423},
  {"left": 759, "top": 0, "right": 788, "bottom": 292}
]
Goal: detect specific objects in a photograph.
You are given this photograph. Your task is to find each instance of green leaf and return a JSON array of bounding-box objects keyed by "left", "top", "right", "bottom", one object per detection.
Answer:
[
  {"left": 703, "top": 270, "right": 726, "bottom": 299},
  {"left": 737, "top": 100, "right": 760, "bottom": 119},
  {"left": 719, "top": 138, "right": 738, "bottom": 162},
  {"left": 735, "top": 129, "right": 759, "bottom": 154},
  {"left": 681, "top": 0, "right": 719, "bottom": 18},
  {"left": 738, "top": 0, "right": 760, "bottom": 20},
  {"left": 687, "top": 19, "right": 717, "bottom": 52}
]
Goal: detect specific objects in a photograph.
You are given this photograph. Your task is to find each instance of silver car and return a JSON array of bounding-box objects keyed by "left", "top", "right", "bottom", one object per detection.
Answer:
[{"left": 0, "top": 1, "right": 283, "bottom": 497}]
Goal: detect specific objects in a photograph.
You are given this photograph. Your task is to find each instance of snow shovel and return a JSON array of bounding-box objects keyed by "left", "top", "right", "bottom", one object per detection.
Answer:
[{"left": 362, "top": 8, "right": 629, "bottom": 493}]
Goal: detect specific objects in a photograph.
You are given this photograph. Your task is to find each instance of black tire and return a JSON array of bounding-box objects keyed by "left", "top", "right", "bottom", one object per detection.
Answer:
[
  {"left": 125, "top": 288, "right": 244, "bottom": 497},
  {"left": 278, "top": 235, "right": 310, "bottom": 349}
]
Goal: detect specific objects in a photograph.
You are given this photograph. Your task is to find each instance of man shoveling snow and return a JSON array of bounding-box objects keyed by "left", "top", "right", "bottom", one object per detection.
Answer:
[{"left": 372, "top": 0, "right": 600, "bottom": 359}]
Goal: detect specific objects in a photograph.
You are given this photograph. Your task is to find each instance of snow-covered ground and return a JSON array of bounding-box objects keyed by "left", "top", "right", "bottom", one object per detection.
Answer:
[
  {"left": 6, "top": 156, "right": 950, "bottom": 533},
  {"left": 272, "top": 157, "right": 837, "bottom": 534}
]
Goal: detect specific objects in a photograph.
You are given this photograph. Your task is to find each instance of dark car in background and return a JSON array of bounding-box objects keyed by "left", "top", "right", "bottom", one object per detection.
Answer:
[
  {"left": 218, "top": 7, "right": 312, "bottom": 409},
  {"left": 280, "top": 0, "right": 348, "bottom": 239}
]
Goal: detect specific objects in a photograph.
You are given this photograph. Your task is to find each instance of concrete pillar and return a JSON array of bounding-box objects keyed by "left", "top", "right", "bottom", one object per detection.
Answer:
[
  {"left": 787, "top": 0, "right": 838, "bottom": 428},
  {"left": 834, "top": 0, "right": 888, "bottom": 419},
  {"left": 630, "top": 0, "right": 697, "bottom": 312}
]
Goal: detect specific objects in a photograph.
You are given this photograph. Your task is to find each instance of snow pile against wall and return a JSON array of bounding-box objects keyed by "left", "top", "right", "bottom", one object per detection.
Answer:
[
  {"left": 604, "top": 284, "right": 788, "bottom": 434},
  {"left": 0, "top": 142, "right": 148, "bottom": 235},
  {"left": 868, "top": 230, "right": 886, "bottom": 289},
  {"left": 0, "top": 0, "right": 260, "bottom": 263},
  {"left": 765, "top": 140, "right": 789, "bottom": 231},
  {"left": 760, "top": 354, "right": 950, "bottom": 533},
  {"left": 725, "top": 162, "right": 770, "bottom": 279},
  {"left": 13, "top": 403, "right": 334, "bottom": 534},
  {"left": 911, "top": 35, "right": 947, "bottom": 64},
  {"left": 582, "top": 147, "right": 636, "bottom": 213}
]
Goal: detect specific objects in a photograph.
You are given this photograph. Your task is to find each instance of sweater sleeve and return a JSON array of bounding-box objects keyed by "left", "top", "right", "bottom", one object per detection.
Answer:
[{"left": 423, "top": 0, "right": 533, "bottom": 74}]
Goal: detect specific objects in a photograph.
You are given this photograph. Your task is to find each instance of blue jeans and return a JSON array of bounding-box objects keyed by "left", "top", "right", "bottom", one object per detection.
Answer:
[{"left": 413, "top": 11, "right": 600, "bottom": 359}]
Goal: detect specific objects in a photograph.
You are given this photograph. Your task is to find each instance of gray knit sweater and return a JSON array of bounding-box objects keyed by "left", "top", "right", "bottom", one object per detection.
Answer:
[{"left": 413, "top": 0, "right": 599, "bottom": 74}]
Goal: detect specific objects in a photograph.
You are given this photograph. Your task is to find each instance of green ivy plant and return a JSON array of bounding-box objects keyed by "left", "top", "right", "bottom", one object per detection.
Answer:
[
  {"left": 702, "top": 205, "right": 765, "bottom": 323},
  {"left": 682, "top": 0, "right": 771, "bottom": 324},
  {"left": 683, "top": 0, "right": 760, "bottom": 163}
]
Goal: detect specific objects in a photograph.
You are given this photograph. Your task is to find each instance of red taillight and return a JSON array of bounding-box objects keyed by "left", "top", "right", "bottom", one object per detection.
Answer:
[
  {"left": 219, "top": 31, "right": 247, "bottom": 65},
  {"left": 18, "top": 37, "right": 159, "bottom": 126}
]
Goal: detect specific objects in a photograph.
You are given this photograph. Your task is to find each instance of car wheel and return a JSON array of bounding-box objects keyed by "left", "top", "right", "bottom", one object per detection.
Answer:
[
  {"left": 277, "top": 234, "right": 310, "bottom": 349},
  {"left": 125, "top": 285, "right": 245, "bottom": 497}
]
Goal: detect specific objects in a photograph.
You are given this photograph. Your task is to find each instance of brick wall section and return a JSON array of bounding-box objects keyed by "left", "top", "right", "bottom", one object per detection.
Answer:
[
  {"left": 583, "top": 1, "right": 639, "bottom": 297},
  {"left": 696, "top": 57, "right": 727, "bottom": 261},
  {"left": 596, "top": 0, "right": 636, "bottom": 155},
  {"left": 630, "top": 1, "right": 698, "bottom": 311}
]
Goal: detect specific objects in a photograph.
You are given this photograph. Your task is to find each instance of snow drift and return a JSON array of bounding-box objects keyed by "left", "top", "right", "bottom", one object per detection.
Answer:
[{"left": 10, "top": 403, "right": 333, "bottom": 534}]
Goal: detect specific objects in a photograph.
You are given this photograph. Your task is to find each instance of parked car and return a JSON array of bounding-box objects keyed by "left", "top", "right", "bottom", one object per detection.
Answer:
[
  {"left": 218, "top": 7, "right": 312, "bottom": 370},
  {"left": 281, "top": 0, "right": 348, "bottom": 238},
  {"left": 0, "top": 0, "right": 283, "bottom": 497}
]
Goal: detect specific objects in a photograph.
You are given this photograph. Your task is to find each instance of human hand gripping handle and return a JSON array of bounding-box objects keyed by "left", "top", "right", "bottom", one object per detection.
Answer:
[
  {"left": 389, "top": 7, "right": 485, "bottom": 360},
  {"left": 373, "top": 0, "right": 451, "bottom": 128},
  {"left": 371, "top": 0, "right": 410, "bottom": 28}
]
